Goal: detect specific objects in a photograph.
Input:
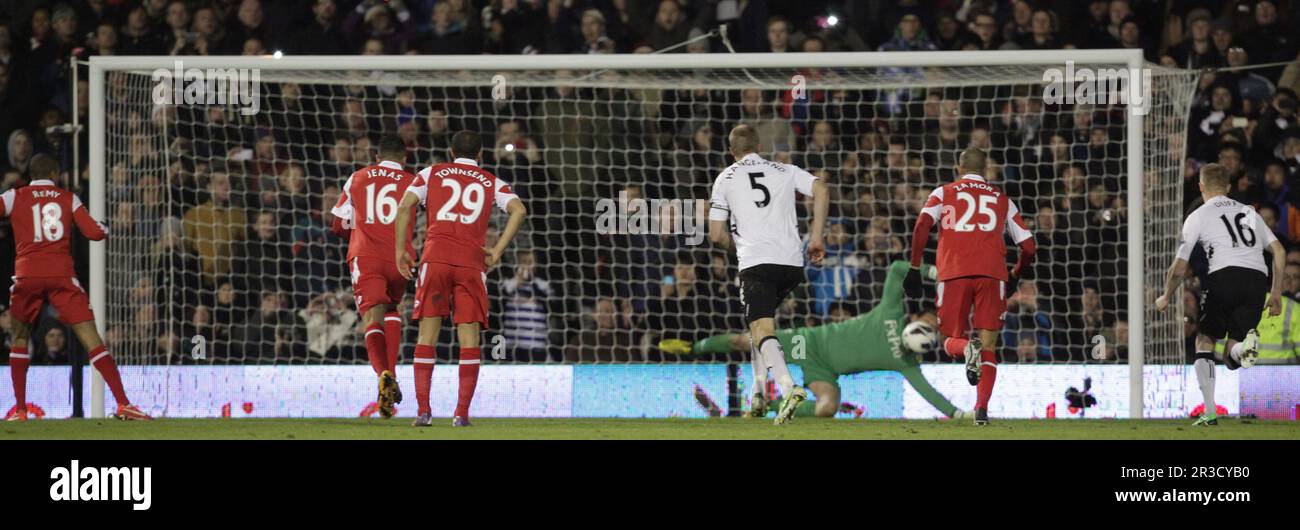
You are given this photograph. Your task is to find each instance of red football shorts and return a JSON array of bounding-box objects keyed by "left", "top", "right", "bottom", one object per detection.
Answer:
[
  {"left": 412, "top": 261, "right": 489, "bottom": 327},
  {"left": 349, "top": 257, "right": 410, "bottom": 313},
  {"left": 9, "top": 276, "right": 95, "bottom": 325},
  {"left": 935, "top": 276, "right": 1006, "bottom": 338}
]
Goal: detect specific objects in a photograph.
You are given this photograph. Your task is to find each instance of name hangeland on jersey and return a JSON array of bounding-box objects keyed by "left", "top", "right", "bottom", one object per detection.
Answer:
[{"left": 708, "top": 153, "right": 819, "bottom": 271}]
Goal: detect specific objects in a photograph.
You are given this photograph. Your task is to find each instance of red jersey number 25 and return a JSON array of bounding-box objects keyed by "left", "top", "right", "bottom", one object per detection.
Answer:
[{"left": 941, "top": 192, "right": 997, "bottom": 232}]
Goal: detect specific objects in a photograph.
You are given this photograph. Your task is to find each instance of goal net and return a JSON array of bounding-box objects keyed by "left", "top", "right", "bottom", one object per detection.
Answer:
[{"left": 90, "top": 53, "right": 1197, "bottom": 417}]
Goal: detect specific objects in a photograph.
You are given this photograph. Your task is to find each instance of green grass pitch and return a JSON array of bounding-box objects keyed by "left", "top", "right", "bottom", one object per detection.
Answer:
[{"left": 5, "top": 417, "right": 1299, "bottom": 440}]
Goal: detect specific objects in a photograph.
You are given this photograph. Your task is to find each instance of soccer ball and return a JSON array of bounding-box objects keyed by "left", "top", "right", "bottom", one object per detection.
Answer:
[{"left": 901, "top": 321, "right": 938, "bottom": 353}]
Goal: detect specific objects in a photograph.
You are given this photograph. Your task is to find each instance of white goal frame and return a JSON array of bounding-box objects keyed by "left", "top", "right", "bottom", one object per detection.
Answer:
[{"left": 87, "top": 49, "right": 1150, "bottom": 418}]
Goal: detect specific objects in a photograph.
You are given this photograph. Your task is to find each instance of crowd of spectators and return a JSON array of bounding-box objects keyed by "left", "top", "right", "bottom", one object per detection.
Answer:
[{"left": 0, "top": 0, "right": 1296, "bottom": 366}]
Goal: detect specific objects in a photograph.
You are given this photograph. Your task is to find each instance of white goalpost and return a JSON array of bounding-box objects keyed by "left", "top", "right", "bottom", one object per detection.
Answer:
[{"left": 86, "top": 50, "right": 1195, "bottom": 419}]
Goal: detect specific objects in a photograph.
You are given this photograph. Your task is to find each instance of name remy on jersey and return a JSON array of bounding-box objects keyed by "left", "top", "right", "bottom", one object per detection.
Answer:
[
  {"left": 1177, "top": 197, "right": 1276, "bottom": 275},
  {"left": 708, "top": 153, "right": 818, "bottom": 271}
]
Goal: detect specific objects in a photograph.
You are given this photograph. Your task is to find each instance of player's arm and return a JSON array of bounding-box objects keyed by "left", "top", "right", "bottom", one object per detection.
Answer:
[
  {"left": 1005, "top": 199, "right": 1036, "bottom": 292},
  {"left": 394, "top": 175, "right": 426, "bottom": 279},
  {"left": 1157, "top": 216, "right": 1199, "bottom": 312},
  {"left": 485, "top": 197, "right": 527, "bottom": 268},
  {"left": 71, "top": 196, "right": 108, "bottom": 241},
  {"left": 885, "top": 261, "right": 937, "bottom": 303},
  {"left": 0, "top": 190, "right": 13, "bottom": 219},
  {"left": 899, "top": 366, "right": 963, "bottom": 419},
  {"left": 707, "top": 174, "right": 733, "bottom": 250},
  {"left": 329, "top": 177, "right": 355, "bottom": 239},
  {"left": 905, "top": 187, "right": 944, "bottom": 297},
  {"left": 799, "top": 170, "right": 830, "bottom": 265},
  {"left": 1266, "top": 234, "right": 1285, "bottom": 316}
]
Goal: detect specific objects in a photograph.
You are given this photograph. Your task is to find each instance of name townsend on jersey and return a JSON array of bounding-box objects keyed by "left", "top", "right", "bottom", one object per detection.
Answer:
[
  {"left": 49, "top": 460, "right": 152, "bottom": 511},
  {"left": 431, "top": 166, "right": 495, "bottom": 188}
]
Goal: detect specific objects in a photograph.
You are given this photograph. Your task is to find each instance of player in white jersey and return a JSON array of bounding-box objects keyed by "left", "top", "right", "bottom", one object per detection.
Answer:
[
  {"left": 708, "top": 124, "right": 829, "bottom": 425},
  {"left": 1156, "top": 163, "right": 1284, "bottom": 426}
]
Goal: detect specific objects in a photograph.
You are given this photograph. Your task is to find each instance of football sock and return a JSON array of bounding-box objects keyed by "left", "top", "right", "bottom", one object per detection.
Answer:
[
  {"left": 749, "top": 343, "right": 768, "bottom": 397},
  {"left": 974, "top": 349, "right": 997, "bottom": 411},
  {"left": 1194, "top": 353, "right": 1216, "bottom": 418},
  {"left": 384, "top": 312, "right": 402, "bottom": 372},
  {"left": 455, "top": 347, "right": 481, "bottom": 418},
  {"left": 413, "top": 344, "right": 436, "bottom": 415},
  {"left": 692, "top": 335, "right": 735, "bottom": 355},
  {"left": 944, "top": 337, "right": 969, "bottom": 358},
  {"left": 758, "top": 336, "right": 795, "bottom": 397},
  {"left": 364, "top": 324, "right": 386, "bottom": 375},
  {"left": 9, "top": 346, "right": 29, "bottom": 410},
  {"left": 89, "top": 345, "right": 129, "bottom": 406}
]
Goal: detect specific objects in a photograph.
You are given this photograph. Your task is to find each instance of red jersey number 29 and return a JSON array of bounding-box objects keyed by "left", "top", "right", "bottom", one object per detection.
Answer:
[
  {"left": 31, "top": 203, "right": 65, "bottom": 242},
  {"left": 941, "top": 192, "right": 996, "bottom": 232},
  {"left": 435, "top": 180, "right": 485, "bottom": 224}
]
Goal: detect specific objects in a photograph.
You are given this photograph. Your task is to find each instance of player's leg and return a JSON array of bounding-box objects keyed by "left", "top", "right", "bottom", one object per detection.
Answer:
[
  {"left": 362, "top": 303, "right": 402, "bottom": 419},
  {"left": 972, "top": 327, "right": 1000, "bottom": 426},
  {"left": 969, "top": 277, "right": 1008, "bottom": 425},
  {"left": 411, "top": 262, "right": 447, "bottom": 426},
  {"left": 452, "top": 322, "right": 481, "bottom": 426},
  {"left": 411, "top": 316, "right": 442, "bottom": 427},
  {"left": 752, "top": 317, "right": 805, "bottom": 425},
  {"left": 935, "top": 278, "right": 980, "bottom": 385},
  {"left": 5, "top": 315, "right": 32, "bottom": 421},
  {"left": 69, "top": 320, "right": 150, "bottom": 420},
  {"left": 52, "top": 277, "right": 150, "bottom": 420},
  {"left": 1192, "top": 281, "right": 1230, "bottom": 425},
  {"left": 1224, "top": 295, "right": 1266, "bottom": 369},
  {"left": 450, "top": 267, "right": 489, "bottom": 426},
  {"left": 361, "top": 305, "right": 389, "bottom": 374},
  {"left": 383, "top": 262, "right": 408, "bottom": 372},
  {"left": 384, "top": 310, "right": 403, "bottom": 371},
  {"left": 805, "top": 381, "right": 841, "bottom": 417},
  {"left": 1193, "top": 334, "right": 1220, "bottom": 426},
  {"left": 747, "top": 340, "right": 770, "bottom": 416}
]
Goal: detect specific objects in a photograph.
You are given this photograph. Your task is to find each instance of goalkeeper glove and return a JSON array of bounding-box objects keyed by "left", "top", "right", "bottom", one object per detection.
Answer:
[{"left": 904, "top": 266, "right": 923, "bottom": 299}]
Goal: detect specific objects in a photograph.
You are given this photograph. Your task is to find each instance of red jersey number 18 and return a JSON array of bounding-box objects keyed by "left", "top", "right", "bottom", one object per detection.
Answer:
[{"left": 31, "top": 203, "right": 65, "bottom": 242}]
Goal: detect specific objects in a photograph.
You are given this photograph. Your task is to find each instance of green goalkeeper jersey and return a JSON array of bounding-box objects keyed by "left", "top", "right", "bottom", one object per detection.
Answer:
[{"left": 774, "top": 261, "right": 957, "bottom": 417}]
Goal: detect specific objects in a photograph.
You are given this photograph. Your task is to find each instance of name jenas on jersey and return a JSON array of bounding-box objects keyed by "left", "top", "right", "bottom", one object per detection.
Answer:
[{"left": 364, "top": 167, "right": 406, "bottom": 181}]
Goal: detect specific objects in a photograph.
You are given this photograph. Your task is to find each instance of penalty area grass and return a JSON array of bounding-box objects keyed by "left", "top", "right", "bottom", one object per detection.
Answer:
[{"left": 4, "top": 417, "right": 1299, "bottom": 440}]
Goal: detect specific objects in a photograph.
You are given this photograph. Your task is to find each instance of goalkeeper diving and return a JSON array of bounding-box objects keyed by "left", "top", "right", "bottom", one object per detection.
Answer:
[{"left": 661, "top": 261, "right": 968, "bottom": 419}]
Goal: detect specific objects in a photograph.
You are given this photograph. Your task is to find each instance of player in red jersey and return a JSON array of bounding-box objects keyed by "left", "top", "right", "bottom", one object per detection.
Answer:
[
  {"left": 393, "top": 131, "right": 526, "bottom": 427},
  {"left": 904, "top": 148, "right": 1035, "bottom": 426},
  {"left": 2, "top": 155, "right": 151, "bottom": 421},
  {"left": 329, "top": 135, "right": 417, "bottom": 419}
]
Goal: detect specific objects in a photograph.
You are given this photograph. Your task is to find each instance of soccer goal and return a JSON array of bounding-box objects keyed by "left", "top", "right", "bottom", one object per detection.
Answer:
[{"left": 86, "top": 50, "right": 1197, "bottom": 419}]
